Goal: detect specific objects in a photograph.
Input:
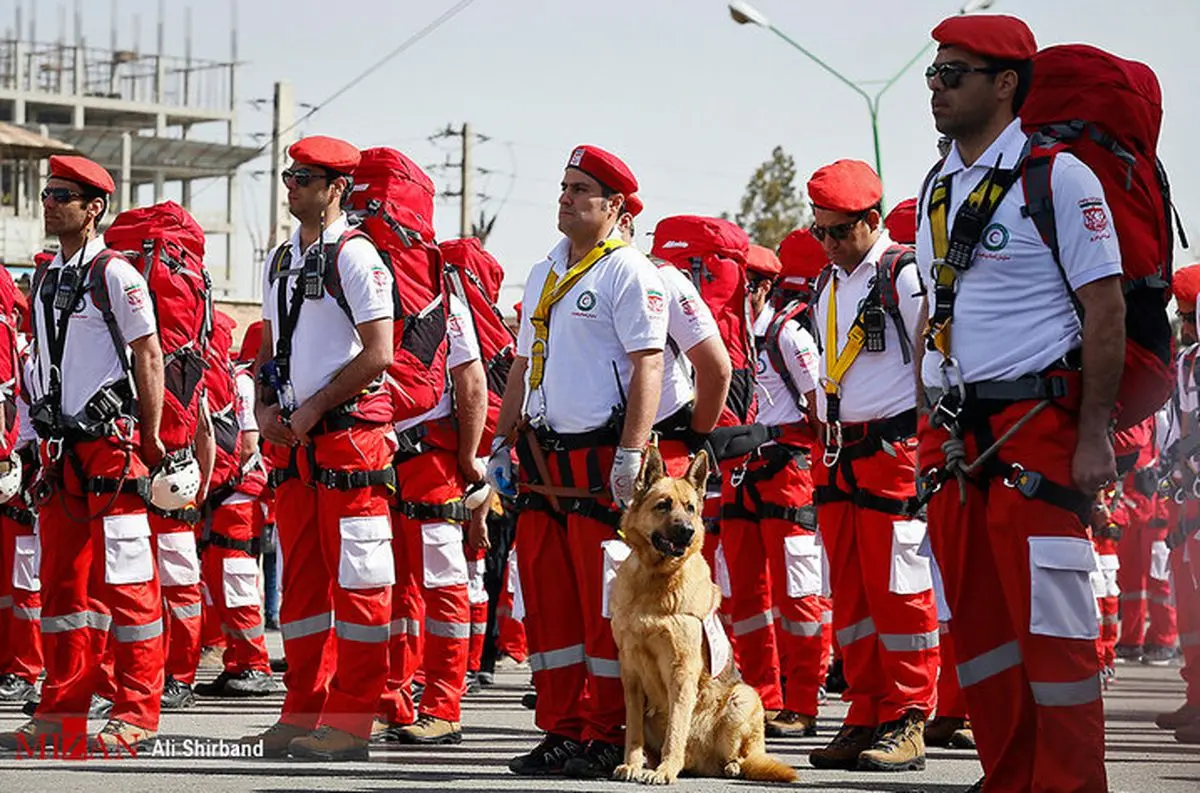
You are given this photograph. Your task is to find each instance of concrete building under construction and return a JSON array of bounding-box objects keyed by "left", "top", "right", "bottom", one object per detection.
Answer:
[{"left": 0, "top": 1, "right": 260, "bottom": 298}]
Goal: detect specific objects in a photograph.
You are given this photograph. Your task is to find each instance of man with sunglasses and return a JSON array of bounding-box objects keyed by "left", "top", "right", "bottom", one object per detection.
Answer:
[
  {"left": 0, "top": 155, "right": 167, "bottom": 752},
  {"left": 803, "top": 159, "right": 937, "bottom": 773},
  {"left": 914, "top": 15, "right": 1124, "bottom": 792},
  {"left": 243, "top": 136, "right": 397, "bottom": 761}
]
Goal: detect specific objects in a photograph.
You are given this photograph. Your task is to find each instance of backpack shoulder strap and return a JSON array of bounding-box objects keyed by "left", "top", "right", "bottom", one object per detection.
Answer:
[
  {"left": 764, "top": 299, "right": 809, "bottom": 412},
  {"left": 875, "top": 244, "right": 917, "bottom": 364},
  {"left": 322, "top": 228, "right": 374, "bottom": 326},
  {"left": 1020, "top": 136, "right": 1065, "bottom": 267},
  {"left": 807, "top": 265, "right": 835, "bottom": 355},
  {"left": 916, "top": 157, "right": 946, "bottom": 232},
  {"left": 87, "top": 249, "right": 132, "bottom": 374}
]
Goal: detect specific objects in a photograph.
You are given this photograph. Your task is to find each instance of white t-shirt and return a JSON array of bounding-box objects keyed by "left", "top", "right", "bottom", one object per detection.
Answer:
[
  {"left": 28, "top": 237, "right": 157, "bottom": 419},
  {"left": 396, "top": 294, "right": 480, "bottom": 432},
  {"left": 658, "top": 265, "right": 719, "bottom": 423},
  {"left": 516, "top": 235, "right": 667, "bottom": 434},
  {"left": 811, "top": 232, "right": 923, "bottom": 423},
  {"left": 261, "top": 214, "right": 394, "bottom": 407},
  {"left": 916, "top": 118, "right": 1123, "bottom": 387},
  {"left": 754, "top": 303, "right": 819, "bottom": 428}
]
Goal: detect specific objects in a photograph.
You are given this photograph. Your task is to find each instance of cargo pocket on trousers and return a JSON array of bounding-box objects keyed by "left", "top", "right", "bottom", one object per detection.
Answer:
[
  {"left": 421, "top": 522, "right": 467, "bottom": 589},
  {"left": 157, "top": 531, "right": 201, "bottom": 587},
  {"left": 601, "top": 539, "right": 632, "bottom": 619},
  {"left": 1150, "top": 539, "right": 1170, "bottom": 582},
  {"left": 1029, "top": 536, "right": 1099, "bottom": 640},
  {"left": 338, "top": 515, "right": 396, "bottom": 590},
  {"left": 103, "top": 513, "right": 154, "bottom": 585},
  {"left": 783, "top": 533, "right": 823, "bottom": 598},
  {"left": 12, "top": 534, "right": 40, "bottom": 591},
  {"left": 222, "top": 556, "right": 261, "bottom": 608},
  {"left": 889, "top": 519, "right": 933, "bottom": 595}
]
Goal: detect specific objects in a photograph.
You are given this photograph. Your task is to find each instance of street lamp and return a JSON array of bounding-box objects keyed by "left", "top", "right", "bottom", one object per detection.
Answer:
[{"left": 728, "top": 0, "right": 995, "bottom": 202}]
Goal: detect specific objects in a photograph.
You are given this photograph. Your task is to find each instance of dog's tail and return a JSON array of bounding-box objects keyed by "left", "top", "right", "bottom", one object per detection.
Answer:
[{"left": 739, "top": 751, "right": 798, "bottom": 783}]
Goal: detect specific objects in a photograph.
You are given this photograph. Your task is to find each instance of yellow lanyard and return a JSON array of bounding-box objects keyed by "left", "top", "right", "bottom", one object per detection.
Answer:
[
  {"left": 527, "top": 238, "right": 627, "bottom": 391},
  {"left": 822, "top": 272, "right": 868, "bottom": 398}
]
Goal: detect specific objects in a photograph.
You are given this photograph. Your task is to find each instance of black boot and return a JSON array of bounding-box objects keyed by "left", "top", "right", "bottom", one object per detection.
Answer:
[
  {"left": 563, "top": 739, "right": 623, "bottom": 779},
  {"left": 161, "top": 676, "right": 196, "bottom": 710},
  {"left": 508, "top": 733, "right": 582, "bottom": 776}
]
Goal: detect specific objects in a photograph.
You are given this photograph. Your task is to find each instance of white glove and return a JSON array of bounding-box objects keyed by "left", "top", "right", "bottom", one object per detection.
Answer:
[
  {"left": 486, "top": 438, "right": 517, "bottom": 498},
  {"left": 610, "top": 447, "right": 644, "bottom": 511}
]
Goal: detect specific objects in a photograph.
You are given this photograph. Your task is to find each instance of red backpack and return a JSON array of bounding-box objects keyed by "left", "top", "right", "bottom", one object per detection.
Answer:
[
  {"left": 203, "top": 314, "right": 242, "bottom": 494},
  {"left": 99, "top": 201, "right": 213, "bottom": 453},
  {"left": 439, "top": 237, "right": 515, "bottom": 456},
  {"left": 1020, "top": 44, "right": 1181, "bottom": 430},
  {"left": 651, "top": 216, "right": 757, "bottom": 427},
  {"left": 0, "top": 266, "right": 22, "bottom": 458}
]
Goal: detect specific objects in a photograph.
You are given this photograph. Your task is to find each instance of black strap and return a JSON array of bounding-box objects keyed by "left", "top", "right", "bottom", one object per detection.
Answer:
[
  {"left": 758, "top": 502, "right": 817, "bottom": 529},
  {"left": 272, "top": 243, "right": 304, "bottom": 391},
  {"left": 875, "top": 246, "right": 916, "bottom": 365},
  {"left": 201, "top": 531, "right": 262, "bottom": 557},
  {"left": 763, "top": 298, "right": 810, "bottom": 413},
  {"left": 0, "top": 503, "right": 34, "bottom": 525},
  {"left": 147, "top": 503, "right": 202, "bottom": 525},
  {"left": 813, "top": 483, "right": 918, "bottom": 517},
  {"left": 396, "top": 500, "right": 471, "bottom": 523},
  {"left": 516, "top": 490, "right": 621, "bottom": 530},
  {"left": 313, "top": 466, "right": 396, "bottom": 491},
  {"left": 83, "top": 475, "right": 150, "bottom": 499}
]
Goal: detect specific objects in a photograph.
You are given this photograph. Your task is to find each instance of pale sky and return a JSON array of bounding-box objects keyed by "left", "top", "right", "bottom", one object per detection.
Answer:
[{"left": 58, "top": 0, "right": 1200, "bottom": 308}]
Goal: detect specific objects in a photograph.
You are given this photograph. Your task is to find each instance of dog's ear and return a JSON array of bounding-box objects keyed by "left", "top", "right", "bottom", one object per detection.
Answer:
[
  {"left": 635, "top": 444, "right": 666, "bottom": 499},
  {"left": 685, "top": 449, "right": 710, "bottom": 495}
]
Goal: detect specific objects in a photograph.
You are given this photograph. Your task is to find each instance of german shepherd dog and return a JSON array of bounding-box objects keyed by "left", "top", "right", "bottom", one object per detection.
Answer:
[{"left": 609, "top": 447, "right": 796, "bottom": 785}]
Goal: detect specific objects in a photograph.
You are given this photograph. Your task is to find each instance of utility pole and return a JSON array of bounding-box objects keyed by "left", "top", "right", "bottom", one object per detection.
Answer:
[
  {"left": 431, "top": 122, "right": 496, "bottom": 241},
  {"left": 459, "top": 122, "right": 472, "bottom": 239},
  {"left": 268, "top": 80, "right": 295, "bottom": 249}
]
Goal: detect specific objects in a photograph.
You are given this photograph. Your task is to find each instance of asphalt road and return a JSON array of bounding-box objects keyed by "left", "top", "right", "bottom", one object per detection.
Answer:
[{"left": 0, "top": 634, "right": 1195, "bottom": 793}]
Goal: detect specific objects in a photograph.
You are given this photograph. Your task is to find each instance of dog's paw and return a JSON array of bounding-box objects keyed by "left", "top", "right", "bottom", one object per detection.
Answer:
[
  {"left": 636, "top": 769, "right": 676, "bottom": 786},
  {"left": 613, "top": 763, "right": 642, "bottom": 782},
  {"left": 723, "top": 761, "right": 742, "bottom": 778}
]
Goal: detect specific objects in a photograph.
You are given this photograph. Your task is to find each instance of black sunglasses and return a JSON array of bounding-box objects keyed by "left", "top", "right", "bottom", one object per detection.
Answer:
[
  {"left": 40, "top": 186, "right": 85, "bottom": 204},
  {"left": 925, "top": 62, "right": 1003, "bottom": 89},
  {"left": 281, "top": 168, "right": 332, "bottom": 188},
  {"left": 810, "top": 214, "right": 866, "bottom": 243}
]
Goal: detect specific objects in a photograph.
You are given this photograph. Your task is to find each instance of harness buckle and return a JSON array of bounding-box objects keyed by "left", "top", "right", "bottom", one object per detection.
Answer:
[
  {"left": 916, "top": 469, "right": 941, "bottom": 502},
  {"left": 1175, "top": 487, "right": 1188, "bottom": 505},
  {"left": 818, "top": 376, "right": 843, "bottom": 399},
  {"left": 45, "top": 437, "right": 64, "bottom": 464},
  {"left": 822, "top": 421, "right": 843, "bottom": 468},
  {"left": 1003, "top": 463, "right": 1042, "bottom": 499},
  {"left": 729, "top": 464, "right": 746, "bottom": 488},
  {"left": 1191, "top": 476, "right": 1200, "bottom": 501}
]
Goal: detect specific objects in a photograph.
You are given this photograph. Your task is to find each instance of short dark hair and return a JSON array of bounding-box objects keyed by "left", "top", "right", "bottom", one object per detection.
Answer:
[
  {"left": 986, "top": 58, "right": 1034, "bottom": 114},
  {"left": 82, "top": 187, "right": 108, "bottom": 224}
]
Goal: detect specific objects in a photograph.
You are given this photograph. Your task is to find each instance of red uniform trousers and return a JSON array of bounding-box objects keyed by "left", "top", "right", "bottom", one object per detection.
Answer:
[
  {"left": 466, "top": 544, "right": 489, "bottom": 673},
  {"left": 200, "top": 599, "right": 226, "bottom": 649},
  {"left": 0, "top": 507, "right": 43, "bottom": 683},
  {"left": 920, "top": 402, "right": 1107, "bottom": 793},
  {"left": 517, "top": 438, "right": 687, "bottom": 745},
  {"left": 271, "top": 424, "right": 394, "bottom": 739},
  {"left": 815, "top": 428, "right": 939, "bottom": 728},
  {"left": 701, "top": 458, "right": 743, "bottom": 688},
  {"left": 495, "top": 543, "right": 527, "bottom": 663},
  {"left": 1091, "top": 534, "right": 1120, "bottom": 670},
  {"left": 380, "top": 448, "right": 470, "bottom": 725},
  {"left": 38, "top": 437, "right": 164, "bottom": 732},
  {"left": 152, "top": 512, "right": 203, "bottom": 685},
  {"left": 1117, "top": 483, "right": 1178, "bottom": 649},
  {"left": 931, "top": 553, "right": 969, "bottom": 720},
  {"left": 1168, "top": 498, "right": 1200, "bottom": 706},
  {"left": 719, "top": 446, "right": 829, "bottom": 716},
  {"left": 199, "top": 499, "right": 270, "bottom": 674}
]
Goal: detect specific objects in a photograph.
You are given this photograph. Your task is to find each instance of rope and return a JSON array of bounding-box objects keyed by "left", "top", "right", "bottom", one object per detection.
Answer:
[{"left": 939, "top": 399, "right": 1052, "bottom": 504}]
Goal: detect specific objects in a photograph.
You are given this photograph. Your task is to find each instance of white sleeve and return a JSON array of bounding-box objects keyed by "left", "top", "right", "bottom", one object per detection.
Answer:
[
  {"left": 236, "top": 371, "right": 258, "bottom": 432},
  {"left": 661, "top": 267, "right": 718, "bottom": 354},
  {"left": 103, "top": 258, "right": 157, "bottom": 343},
  {"left": 447, "top": 293, "right": 482, "bottom": 368},
  {"left": 515, "top": 261, "right": 548, "bottom": 359},
  {"left": 1049, "top": 153, "right": 1124, "bottom": 290},
  {"left": 779, "top": 323, "right": 820, "bottom": 396},
  {"left": 611, "top": 253, "right": 668, "bottom": 354},
  {"left": 336, "top": 237, "right": 394, "bottom": 325}
]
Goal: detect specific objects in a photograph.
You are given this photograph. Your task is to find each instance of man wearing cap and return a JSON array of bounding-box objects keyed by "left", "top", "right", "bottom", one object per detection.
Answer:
[
  {"left": 490, "top": 145, "right": 668, "bottom": 778},
  {"left": 0, "top": 155, "right": 167, "bottom": 751},
  {"left": 806, "top": 159, "right": 939, "bottom": 772},
  {"left": 1154, "top": 263, "right": 1200, "bottom": 744},
  {"left": 915, "top": 14, "right": 1125, "bottom": 790},
  {"left": 243, "top": 135, "right": 396, "bottom": 760}
]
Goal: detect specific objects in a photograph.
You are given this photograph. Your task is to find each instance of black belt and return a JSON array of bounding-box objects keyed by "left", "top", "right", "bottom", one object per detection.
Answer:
[
  {"left": 517, "top": 491, "right": 621, "bottom": 530},
  {"left": 533, "top": 425, "right": 619, "bottom": 453},
  {"left": 201, "top": 531, "right": 263, "bottom": 557},
  {"left": 1094, "top": 524, "right": 1122, "bottom": 542},
  {"left": 838, "top": 409, "right": 917, "bottom": 446},
  {"left": 720, "top": 500, "right": 815, "bottom": 529},
  {"left": 814, "top": 483, "right": 919, "bottom": 517},
  {"left": 395, "top": 500, "right": 471, "bottom": 523},
  {"left": 0, "top": 503, "right": 34, "bottom": 525},
  {"left": 925, "top": 373, "right": 1069, "bottom": 408},
  {"left": 148, "top": 503, "right": 202, "bottom": 525},
  {"left": 313, "top": 466, "right": 396, "bottom": 491}
]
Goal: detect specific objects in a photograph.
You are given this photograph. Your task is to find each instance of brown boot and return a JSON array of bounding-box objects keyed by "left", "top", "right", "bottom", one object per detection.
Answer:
[
  {"left": 1156, "top": 704, "right": 1200, "bottom": 730},
  {"left": 765, "top": 709, "right": 818, "bottom": 738},
  {"left": 396, "top": 713, "right": 462, "bottom": 745},
  {"left": 924, "top": 716, "right": 968, "bottom": 747},
  {"left": 949, "top": 723, "right": 976, "bottom": 750},
  {"left": 857, "top": 710, "right": 927, "bottom": 772},
  {"left": 287, "top": 725, "right": 369, "bottom": 761},
  {"left": 90, "top": 720, "right": 157, "bottom": 754},
  {"left": 808, "top": 724, "right": 875, "bottom": 770},
  {"left": 1176, "top": 719, "right": 1200, "bottom": 744},
  {"left": 0, "top": 718, "right": 62, "bottom": 751},
  {"left": 239, "top": 722, "right": 310, "bottom": 758}
]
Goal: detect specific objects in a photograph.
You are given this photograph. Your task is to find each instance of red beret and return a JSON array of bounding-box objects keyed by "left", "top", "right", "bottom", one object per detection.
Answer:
[
  {"left": 746, "top": 244, "right": 782, "bottom": 278},
  {"left": 932, "top": 14, "right": 1037, "bottom": 61},
  {"left": 288, "top": 135, "right": 361, "bottom": 173},
  {"left": 624, "top": 193, "right": 644, "bottom": 218},
  {"left": 513, "top": 302, "right": 523, "bottom": 322},
  {"left": 567, "top": 145, "right": 638, "bottom": 195},
  {"left": 807, "top": 160, "right": 883, "bottom": 215},
  {"left": 34, "top": 251, "right": 54, "bottom": 267},
  {"left": 237, "top": 320, "right": 265, "bottom": 363},
  {"left": 884, "top": 198, "right": 918, "bottom": 245},
  {"left": 777, "top": 229, "right": 828, "bottom": 281},
  {"left": 49, "top": 155, "right": 115, "bottom": 194},
  {"left": 1173, "top": 263, "right": 1200, "bottom": 311}
]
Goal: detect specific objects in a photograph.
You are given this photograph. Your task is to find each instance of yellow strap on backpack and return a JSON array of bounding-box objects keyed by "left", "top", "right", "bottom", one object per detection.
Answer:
[{"left": 528, "top": 238, "right": 627, "bottom": 391}]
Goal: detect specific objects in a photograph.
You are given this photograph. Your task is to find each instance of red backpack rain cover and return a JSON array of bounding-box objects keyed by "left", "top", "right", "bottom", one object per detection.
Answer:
[
  {"left": 344, "top": 147, "right": 449, "bottom": 424},
  {"left": 102, "top": 200, "right": 212, "bottom": 452},
  {"left": 0, "top": 266, "right": 23, "bottom": 458},
  {"left": 651, "top": 215, "right": 757, "bottom": 427},
  {"left": 203, "top": 312, "right": 242, "bottom": 493},
  {"left": 439, "top": 237, "right": 515, "bottom": 456},
  {"left": 1021, "top": 44, "right": 1177, "bottom": 430}
]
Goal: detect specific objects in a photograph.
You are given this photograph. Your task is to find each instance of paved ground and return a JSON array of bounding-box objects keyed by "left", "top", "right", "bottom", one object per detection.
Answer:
[{"left": 0, "top": 634, "right": 1195, "bottom": 792}]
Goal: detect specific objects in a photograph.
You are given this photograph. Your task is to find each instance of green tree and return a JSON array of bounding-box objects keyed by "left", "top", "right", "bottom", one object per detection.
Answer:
[{"left": 729, "top": 146, "right": 809, "bottom": 250}]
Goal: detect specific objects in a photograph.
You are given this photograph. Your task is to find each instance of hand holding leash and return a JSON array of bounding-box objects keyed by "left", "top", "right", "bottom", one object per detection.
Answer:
[{"left": 610, "top": 446, "right": 643, "bottom": 510}]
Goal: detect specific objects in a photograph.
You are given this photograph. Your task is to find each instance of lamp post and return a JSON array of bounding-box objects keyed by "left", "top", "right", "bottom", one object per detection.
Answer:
[{"left": 728, "top": 0, "right": 995, "bottom": 202}]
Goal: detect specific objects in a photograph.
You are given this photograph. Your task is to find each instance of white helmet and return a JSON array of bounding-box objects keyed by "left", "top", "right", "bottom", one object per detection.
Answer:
[
  {"left": 149, "top": 453, "right": 201, "bottom": 512},
  {"left": 464, "top": 481, "right": 492, "bottom": 511},
  {"left": 0, "top": 456, "right": 21, "bottom": 504}
]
